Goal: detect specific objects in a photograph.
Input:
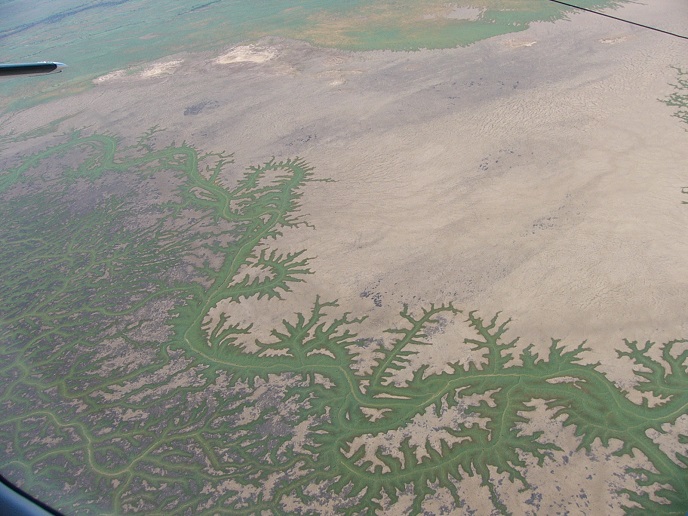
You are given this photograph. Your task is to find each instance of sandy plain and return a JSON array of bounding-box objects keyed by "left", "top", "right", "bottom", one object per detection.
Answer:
[{"left": 2, "top": 0, "right": 688, "bottom": 512}]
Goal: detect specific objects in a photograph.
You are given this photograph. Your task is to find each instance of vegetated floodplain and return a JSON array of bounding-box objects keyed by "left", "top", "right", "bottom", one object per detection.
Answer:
[{"left": 0, "top": 123, "right": 687, "bottom": 514}]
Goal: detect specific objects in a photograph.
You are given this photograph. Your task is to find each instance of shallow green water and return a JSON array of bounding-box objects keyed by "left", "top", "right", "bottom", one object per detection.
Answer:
[{"left": 1, "top": 0, "right": 623, "bottom": 111}]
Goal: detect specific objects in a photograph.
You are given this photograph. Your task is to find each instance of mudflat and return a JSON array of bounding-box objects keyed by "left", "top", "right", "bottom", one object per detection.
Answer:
[{"left": 1, "top": 0, "right": 687, "bottom": 513}]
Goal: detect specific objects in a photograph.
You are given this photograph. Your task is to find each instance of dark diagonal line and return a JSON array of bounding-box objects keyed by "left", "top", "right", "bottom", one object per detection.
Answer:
[{"left": 549, "top": 0, "right": 688, "bottom": 41}]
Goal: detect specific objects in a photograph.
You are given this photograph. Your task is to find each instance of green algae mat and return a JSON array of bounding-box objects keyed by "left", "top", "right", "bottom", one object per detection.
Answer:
[{"left": 0, "top": 69, "right": 687, "bottom": 513}]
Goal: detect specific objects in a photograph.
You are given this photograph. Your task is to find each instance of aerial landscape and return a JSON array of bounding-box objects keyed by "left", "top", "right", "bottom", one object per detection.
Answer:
[{"left": 1, "top": 0, "right": 687, "bottom": 514}]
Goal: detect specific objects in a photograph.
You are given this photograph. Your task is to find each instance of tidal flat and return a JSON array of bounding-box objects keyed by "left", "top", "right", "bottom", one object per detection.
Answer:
[
  {"left": 2, "top": 0, "right": 625, "bottom": 111},
  {"left": 1, "top": 0, "right": 688, "bottom": 513}
]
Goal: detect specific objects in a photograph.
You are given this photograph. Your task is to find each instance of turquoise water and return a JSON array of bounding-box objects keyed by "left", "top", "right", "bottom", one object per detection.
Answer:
[{"left": 1, "top": 0, "right": 624, "bottom": 111}]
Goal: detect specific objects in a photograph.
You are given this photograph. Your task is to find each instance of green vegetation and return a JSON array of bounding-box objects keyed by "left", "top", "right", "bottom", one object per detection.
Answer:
[
  {"left": 0, "top": 126, "right": 686, "bottom": 514},
  {"left": 665, "top": 67, "right": 688, "bottom": 128},
  {"left": 664, "top": 66, "right": 688, "bottom": 204}
]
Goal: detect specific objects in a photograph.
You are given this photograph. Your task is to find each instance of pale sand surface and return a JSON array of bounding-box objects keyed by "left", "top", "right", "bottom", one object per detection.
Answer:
[
  {"left": 140, "top": 59, "right": 184, "bottom": 78},
  {"left": 214, "top": 44, "right": 277, "bottom": 64},
  {"left": 2, "top": 0, "right": 688, "bottom": 512}
]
